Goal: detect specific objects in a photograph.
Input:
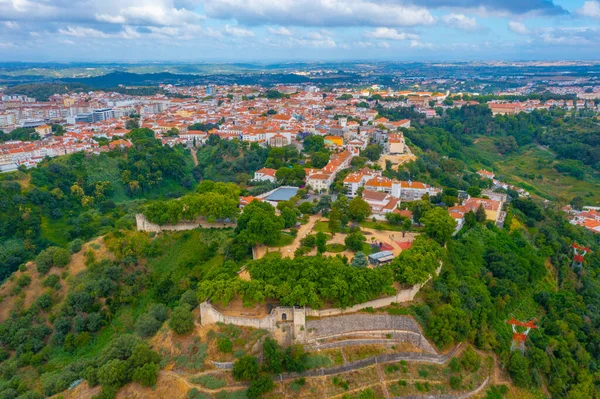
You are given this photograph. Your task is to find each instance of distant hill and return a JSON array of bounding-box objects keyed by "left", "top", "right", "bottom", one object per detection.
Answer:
[
  {"left": 63, "top": 70, "right": 359, "bottom": 88},
  {"left": 4, "top": 82, "right": 91, "bottom": 101}
]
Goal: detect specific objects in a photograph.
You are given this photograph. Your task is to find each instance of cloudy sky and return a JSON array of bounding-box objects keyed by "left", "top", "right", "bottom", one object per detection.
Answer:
[{"left": 0, "top": 0, "right": 599, "bottom": 62}]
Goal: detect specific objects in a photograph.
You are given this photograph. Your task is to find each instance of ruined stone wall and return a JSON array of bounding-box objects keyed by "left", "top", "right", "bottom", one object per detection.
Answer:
[
  {"left": 135, "top": 214, "right": 235, "bottom": 232},
  {"left": 199, "top": 302, "right": 276, "bottom": 330}
]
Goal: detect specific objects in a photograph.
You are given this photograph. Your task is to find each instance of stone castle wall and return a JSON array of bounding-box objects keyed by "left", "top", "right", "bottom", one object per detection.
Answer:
[{"left": 135, "top": 214, "right": 235, "bottom": 232}]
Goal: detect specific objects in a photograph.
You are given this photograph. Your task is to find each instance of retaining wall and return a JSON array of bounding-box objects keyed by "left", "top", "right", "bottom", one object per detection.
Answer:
[
  {"left": 396, "top": 376, "right": 490, "bottom": 399},
  {"left": 135, "top": 214, "right": 235, "bottom": 232}
]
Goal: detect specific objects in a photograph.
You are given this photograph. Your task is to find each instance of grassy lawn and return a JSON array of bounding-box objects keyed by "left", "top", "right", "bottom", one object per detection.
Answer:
[
  {"left": 40, "top": 216, "right": 70, "bottom": 247},
  {"left": 263, "top": 251, "right": 282, "bottom": 259},
  {"left": 269, "top": 232, "right": 295, "bottom": 248},
  {"left": 359, "top": 221, "right": 404, "bottom": 232},
  {"left": 147, "top": 229, "right": 232, "bottom": 281},
  {"left": 325, "top": 243, "right": 345, "bottom": 253},
  {"left": 314, "top": 221, "right": 331, "bottom": 233}
]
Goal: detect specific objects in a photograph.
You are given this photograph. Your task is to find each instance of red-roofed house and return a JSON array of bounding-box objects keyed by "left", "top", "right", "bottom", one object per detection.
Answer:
[{"left": 254, "top": 168, "right": 277, "bottom": 183}]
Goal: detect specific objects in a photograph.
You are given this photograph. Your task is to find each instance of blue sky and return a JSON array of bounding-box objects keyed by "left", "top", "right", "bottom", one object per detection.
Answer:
[{"left": 0, "top": 0, "right": 599, "bottom": 62}]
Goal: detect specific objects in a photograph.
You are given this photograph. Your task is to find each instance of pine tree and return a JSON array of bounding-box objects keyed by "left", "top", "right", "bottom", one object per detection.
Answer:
[{"left": 475, "top": 204, "right": 487, "bottom": 223}]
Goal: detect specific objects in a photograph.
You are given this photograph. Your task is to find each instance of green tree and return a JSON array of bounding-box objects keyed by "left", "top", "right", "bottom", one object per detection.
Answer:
[
  {"left": 97, "top": 359, "right": 129, "bottom": 387},
  {"left": 168, "top": 304, "right": 195, "bottom": 335},
  {"left": 281, "top": 207, "right": 298, "bottom": 228},
  {"left": 52, "top": 248, "right": 71, "bottom": 268},
  {"left": 316, "top": 232, "right": 327, "bottom": 254},
  {"left": 311, "top": 151, "right": 330, "bottom": 168},
  {"left": 410, "top": 200, "right": 432, "bottom": 224},
  {"left": 247, "top": 374, "right": 275, "bottom": 399},
  {"left": 217, "top": 337, "right": 233, "bottom": 353},
  {"left": 236, "top": 201, "right": 284, "bottom": 246},
  {"left": 348, "top": 197, "right": 371, "bottom": 222},
  {"left": 508, "top": 352, "right": 531, "bottom": 388},
  {"left": 467, "top": 186, "right": 482, "bottom": 197},
  {"left": 570, "top": 196, "right": 584, "bottom": 211},
  {"left": 361, "top": 144, "right": 383, "bottom": 161},
  {"left": 475, "top": 204, "right": 487, "bottom": 223},
  {"left": 132, "top": 363, "right": 159, "bottom": 387},
  {"left": 262, "top": 337, "right": 283, "bottom": 373},
  {"left": 401, "top": 218, "right": 412, "bottom": 237},
  {"left": 345, "top": 231, "right": 366, "bottom": 252},
  {"left": 180, "top": 290, "right": 199, "bottom": 308},
  {"left": 391, "top": 236, "right": 443, "bottom": 285},
  {"left": 233, "top": 355, "right": 260, "bottom": 381},
  {"left": 421, "top": 207, "right": 456, "bottom": 245},
  {"left": 351, "top": 252, "right": 368, "bottom": 267},
  {"left": 135, "top": 314, "right": 163, "bottom": 338}
]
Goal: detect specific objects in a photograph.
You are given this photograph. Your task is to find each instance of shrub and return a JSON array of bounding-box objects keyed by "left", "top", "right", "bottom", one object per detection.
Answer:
[
  {"left": 461, "top": 347, "right": 481, "bottom": 372},
  {"left": 132, "top": 363, "right": 159, "bottom": 387},
  {"left": 52, "top": 248, "right": 71, "bottom": 268},
  {"left": 247, "top": 374, "right": 274, "bottom": 399},
  {"left": 180, "top": 290, "right": 199, "bottom": 308},
  {"left": 450, "top": 376, "right": 462, "bottom": 390},
  {"left": 43, "top": 274, "right": 61, "bottom": 289},
  {"left": 35, "top": 247, "right": 57, "bottom": 274},
  {"left": 148, "top": 303, "right": 169, "bottom": 322},
  {"left": 135, "top": 314, "right": 163, "bottom": 338},
  {"left": 217, "top": 337, "right": 233, "bottom": 353},
  {"left": 169, "top": 305, "right": 195, "bottom": 335},
  {"left": 190, "top": 375, "right": 226, "bottom": 389},
  {"left": 17, "top": 274, "right": 31, "bottom": 288},
  {"left": 290, "top": 377, "right": 306, "bottom": 392},
  {"left": 68, "top": 239, "right": 84, "bottom": 254},
  {"left": 233, "top": 355, "right": 259, "bottom": 381}
]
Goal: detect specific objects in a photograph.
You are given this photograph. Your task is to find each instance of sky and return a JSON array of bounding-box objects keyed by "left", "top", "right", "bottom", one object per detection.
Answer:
[{"left": 0, "top": 0, "right": 599, "bottom": 62}]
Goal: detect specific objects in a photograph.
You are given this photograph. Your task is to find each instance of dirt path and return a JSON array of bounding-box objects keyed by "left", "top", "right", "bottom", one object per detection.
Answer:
[
  {"left": 190, "top": 148, "right": 199, "bottom": 166},
  {"left": 254, "top": 214, "right": 321, "bottom": 259},
  {"left": 254, "top": 216, "right": 418, "bottom": 261}
]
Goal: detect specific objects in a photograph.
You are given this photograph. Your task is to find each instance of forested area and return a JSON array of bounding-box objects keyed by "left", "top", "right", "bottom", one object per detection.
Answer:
[
  {"left": 195, "top": 135, "right": 270, "bottom": 183},
  {"left": 197, "top": 255, "right": 397, "bottom": 309},
  {"left": 410, "top": 202, "right": 600, "bottom": 397},
  {"left": 378, "top": 104, "right": 600, "bottom": 203},
  {"left": 0, "top": 128, "right": 195, "bottom": 282},
  {"left": 143, "top": 181, "right": 240, "bottom": 225}
]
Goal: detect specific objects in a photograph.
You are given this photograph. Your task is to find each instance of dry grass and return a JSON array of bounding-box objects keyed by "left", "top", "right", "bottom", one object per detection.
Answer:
[{"left": 0, "top": 237, "right": 112, "bottom": 322}]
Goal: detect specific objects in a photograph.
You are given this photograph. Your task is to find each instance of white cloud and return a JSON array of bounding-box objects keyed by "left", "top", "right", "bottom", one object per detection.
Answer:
[
  {"left": 576, "top": 1, "right": 600, "bottom": 18},
  {"left": 95, "top": 3, "right": 203, "bottom": 26},
  {"left": 3, "top": 21, "right": 19, "bottom": 29},
  {"left": 441, "top": 14, "right": 480, "bottom": 31},
  {"left": 508, "top": 21, "right": 530, "bottom": 35},
  {"left": 366, "top": 27, "right": 419, "bottom": 41},
  {"left": 267, "top": 26, "right": 292, "bottom": 36},
  {"left": 0, "top": 0, "right": 204, "bottom": 26},
  {"left": 58, "top": 25, "right": 142, "bottom": 40},
  {"left": 410, "top": 40, "right": 434, "bottom": 49},
  {"left": 204, "top": 0, "right": 436, "bottom": 27},
  {"left": 224, "top": 25, "right": 255, "bottom": 37},
  {"left": 58, "top": 26, "right": 111, "bottom": 39}
]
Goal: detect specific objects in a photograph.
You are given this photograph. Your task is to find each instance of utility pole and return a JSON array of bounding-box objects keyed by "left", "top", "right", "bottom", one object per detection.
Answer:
[
  {"left": 506, "top": 317, "right": 537, "bottom": 355},
  {"left": 572, "top": 243, "right": 591, "bottom": 269}
]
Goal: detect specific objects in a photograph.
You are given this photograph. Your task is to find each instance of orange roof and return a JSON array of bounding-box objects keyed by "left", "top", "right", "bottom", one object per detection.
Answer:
[{"left": 365, "top": 177, "right": 393, "bottom": 188}]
